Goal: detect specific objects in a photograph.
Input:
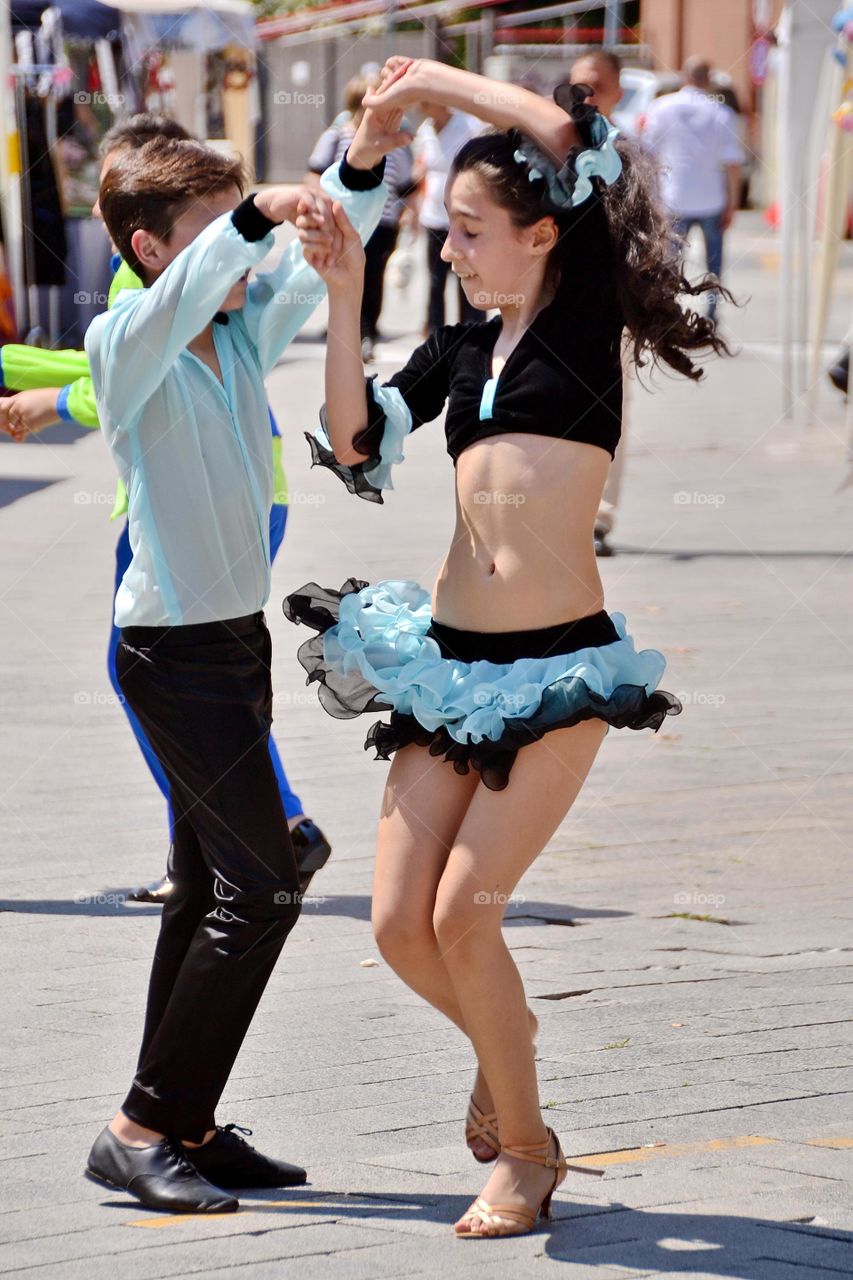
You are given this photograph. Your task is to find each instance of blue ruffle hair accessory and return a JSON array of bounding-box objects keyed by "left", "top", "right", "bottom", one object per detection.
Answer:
[{"left": 510, "top": 82, "right": 622, "bottom": 210}]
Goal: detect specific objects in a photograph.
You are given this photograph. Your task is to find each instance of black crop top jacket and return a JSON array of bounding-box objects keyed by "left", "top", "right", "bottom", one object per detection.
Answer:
[{"left": 308, "top": 197, "right": 625, "bottom": 502}]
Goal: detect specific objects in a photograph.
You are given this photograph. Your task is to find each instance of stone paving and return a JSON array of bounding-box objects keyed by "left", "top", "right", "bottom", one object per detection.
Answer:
[{"left": 0, "top": 211, "right": 852, "bottom": 1278}]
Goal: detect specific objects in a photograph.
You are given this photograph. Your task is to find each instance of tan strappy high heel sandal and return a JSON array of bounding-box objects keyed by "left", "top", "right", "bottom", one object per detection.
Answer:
[
  {"left": 455, "top": 1127, "right": 604, "bottom": 1238},
  {"left": 465, "top": 1097, "right": 501, "bottom": 1163}
]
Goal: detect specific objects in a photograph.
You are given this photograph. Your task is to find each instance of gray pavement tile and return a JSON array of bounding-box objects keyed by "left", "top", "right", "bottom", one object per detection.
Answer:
[{"left": 0, "top": 1222, "right": 401, "bottom": 1279}]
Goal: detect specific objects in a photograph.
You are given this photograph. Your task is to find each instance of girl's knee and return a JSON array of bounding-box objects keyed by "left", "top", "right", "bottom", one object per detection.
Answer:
[
  {"left": 372, "top": 903, "right": 437, "bottom": 961},
  {"left": 433, "top": 889, "right": 501, "bottom": 957}
]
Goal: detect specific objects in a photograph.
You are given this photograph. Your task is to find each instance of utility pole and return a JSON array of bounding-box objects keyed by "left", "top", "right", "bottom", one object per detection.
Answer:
[
  {"left": 675, "top": 0, "right": 685, "bottom": 69},
  {"left": 603, "top": 0, "right": 623, "bottom": 47}
]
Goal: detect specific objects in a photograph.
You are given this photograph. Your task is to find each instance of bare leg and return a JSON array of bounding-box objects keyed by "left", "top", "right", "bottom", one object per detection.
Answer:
[
  {"left": 373, "top": 743, "right": 537, "bottom": 1158},
  {"left": 108, "top": 1115, "right": 166, "bottom": 1148},
  {"left": 430, "top": 720, "right": 607, "bottom": 1233},
  {"left": 373, "top": 741, "right": 478, "bottom": 1023},
  {"left": 108, "top": 1114, "right": 215, "bottom": 1149}
]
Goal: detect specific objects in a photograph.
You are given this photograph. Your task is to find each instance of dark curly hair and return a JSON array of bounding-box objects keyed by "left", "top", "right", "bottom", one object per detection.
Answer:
[{"left": 450, "top": 127, "right": 735, "bottom": 382}]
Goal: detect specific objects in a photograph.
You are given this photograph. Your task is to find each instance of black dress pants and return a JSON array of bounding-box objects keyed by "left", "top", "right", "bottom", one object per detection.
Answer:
[
  {"left": 361, "top": 222, "right": 399, "bottom": 342},
  {"left": 115, "top": 612, "right": 301, "bottom": 1141}
]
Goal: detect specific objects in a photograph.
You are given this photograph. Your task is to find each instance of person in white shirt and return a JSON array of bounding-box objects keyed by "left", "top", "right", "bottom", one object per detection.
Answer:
[
  {"left": 414, "top": 105, "right": 483, "bottom": 332},
  {"left": 642, "top": 56, "right": 745, "bottom": 322}
]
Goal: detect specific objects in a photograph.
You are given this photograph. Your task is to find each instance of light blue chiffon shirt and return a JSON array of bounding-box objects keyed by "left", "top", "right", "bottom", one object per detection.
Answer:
[{"left": 86, "top": 161, "right": 386, "bottom": 628}]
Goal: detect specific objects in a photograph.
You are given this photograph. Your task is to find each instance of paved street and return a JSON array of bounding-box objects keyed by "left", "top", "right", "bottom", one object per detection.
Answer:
[{"left": 1, "top": 211, "right": 852, "bottom": 1278}]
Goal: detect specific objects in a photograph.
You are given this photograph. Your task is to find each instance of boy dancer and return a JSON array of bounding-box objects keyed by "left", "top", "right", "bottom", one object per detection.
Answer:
[
  {"left": 0, "top": 115, "right": 332, "bottom": 905},
  {"left": 84, "top": 107, "right": 403, "bottom": 1213}
]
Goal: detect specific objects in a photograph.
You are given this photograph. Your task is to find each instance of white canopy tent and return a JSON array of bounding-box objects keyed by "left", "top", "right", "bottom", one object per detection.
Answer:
[
  {"left": 114, "top": 0, "right": 258, "bottom": 172},
  {"left": 109, "top": 0, "right": 255, "bottom": 67},
  {"left": 0, "top": 0, "right": 256, "bottom": 340}
]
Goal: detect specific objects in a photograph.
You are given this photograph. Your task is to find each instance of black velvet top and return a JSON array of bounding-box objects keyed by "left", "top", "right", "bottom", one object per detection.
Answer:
[{"left": 307, "top": 194, "right": 625, "bottom": 502}]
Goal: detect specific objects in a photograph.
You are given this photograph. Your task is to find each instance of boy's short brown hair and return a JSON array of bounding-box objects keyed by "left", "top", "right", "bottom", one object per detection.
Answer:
[
  {"left": 99, "top": 137, "right": 246, "bottom": 280},
  {"left": 99, "top": 112, "right": 191, "bottom": 158}
]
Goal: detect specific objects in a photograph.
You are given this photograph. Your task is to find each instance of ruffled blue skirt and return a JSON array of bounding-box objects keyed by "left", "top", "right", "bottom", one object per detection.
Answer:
[{"left": 283, "top": 578, "right": 682, "bottom": 791}]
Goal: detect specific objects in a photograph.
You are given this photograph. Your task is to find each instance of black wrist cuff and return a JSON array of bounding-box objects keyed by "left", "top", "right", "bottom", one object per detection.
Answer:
[
  {"left": 339, "top": 148, "right": 386, "bottom": 191},
  {"left": 231, "top": 194, "right": 279, "bottom": 242}
]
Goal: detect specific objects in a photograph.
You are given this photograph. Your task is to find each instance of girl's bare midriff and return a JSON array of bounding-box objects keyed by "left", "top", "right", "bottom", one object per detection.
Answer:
[{"left": 431, "top": 433, "right": 612, "bottom": 632}]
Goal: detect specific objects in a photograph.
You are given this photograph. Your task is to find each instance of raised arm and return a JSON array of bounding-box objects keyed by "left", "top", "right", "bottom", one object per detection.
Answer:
[
  {"left": 86, "top": 204, "right": 282, "bottom": 430},
  {"left": 298, "top": 199, "right": 458, "bottom": 502},
  {"left": 363, "top": 58, "right": 579, "bottom": 165},
  {"left": 237, "top": 154, "right": 389, "bottom": 378},
  {"left": 235, "top": 101, "right": 414, "bottom": 376},
  {"left": 301, "top": 200, "right": 371, "bottom": 464}
]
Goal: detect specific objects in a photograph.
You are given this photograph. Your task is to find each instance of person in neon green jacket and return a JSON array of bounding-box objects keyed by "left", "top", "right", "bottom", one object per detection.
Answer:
[
  {"left": 0, "top": 114, "right": 331, "bottom": 900},
  {"left": 0, "top": 257, "right": 290, "bottom": 518}
]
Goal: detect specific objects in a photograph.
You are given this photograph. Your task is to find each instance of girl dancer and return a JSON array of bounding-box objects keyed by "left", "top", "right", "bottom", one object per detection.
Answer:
[{"left": 288, "top": 58, "right": 732, "bottom": 1238}]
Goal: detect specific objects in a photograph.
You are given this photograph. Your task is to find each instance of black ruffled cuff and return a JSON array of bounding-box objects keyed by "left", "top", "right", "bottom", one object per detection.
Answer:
[
  {"left": 339, "top": 148, "right": 387, "bottom": 191},
  {"left": 231, "top": 194, "right": 280, "bottom": 242},
  {"left": 305, "top": 377, "right": 389, "bottom": 503}
]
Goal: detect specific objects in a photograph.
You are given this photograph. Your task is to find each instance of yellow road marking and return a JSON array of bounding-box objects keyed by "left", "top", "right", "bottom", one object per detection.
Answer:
[
  {"left": 127, "top": 1198, "right": 379, "bottom": 1229},
  {"left": 569, "top": 1135, "right": 780, "bottom": 1169}
]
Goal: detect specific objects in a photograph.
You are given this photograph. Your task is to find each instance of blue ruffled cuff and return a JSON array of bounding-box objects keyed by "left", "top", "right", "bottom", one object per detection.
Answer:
[{"left": 360, "top": 383, "right": 413, "bottom": 491}]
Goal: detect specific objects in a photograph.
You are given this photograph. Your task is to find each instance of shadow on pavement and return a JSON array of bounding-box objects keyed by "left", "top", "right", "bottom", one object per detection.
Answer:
[
  {"left": 543, "top": 1203, "right": 853, "bottom": 1275},
  {"left": 0, "top": 894, "right": 629, "bottom": 924},
  {"left": 0, "top": 895, "right": 161, "bottom": 916},
  {"left": 86, "top": 1185, "right": 853, "bottom": 1274},
  {"left": 299, "top": 895, "right": 630, "bottom": 925},
  {"left": 0, "top": 477, "right": 62, "bottom": 509}
]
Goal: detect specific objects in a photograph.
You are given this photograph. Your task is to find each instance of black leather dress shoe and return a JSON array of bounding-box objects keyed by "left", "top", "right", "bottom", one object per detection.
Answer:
[
  {"left": 186, "top": 1123, "right": 307, "bottom": 1189},
  {"left": 594, "top": 526, "right": 615, "bottom": 558},
  {"left": 291, "top": 819, "right": 332, "bottom": 895},
  {"left": 85, "top": 1127, "right": 238, "bottom": 1213},
  {"left": 127, "top": 874, "right": 174, "bottom": 904},
  {"left": 829, "top": 348, "right": 850, "bottom": 395}
]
